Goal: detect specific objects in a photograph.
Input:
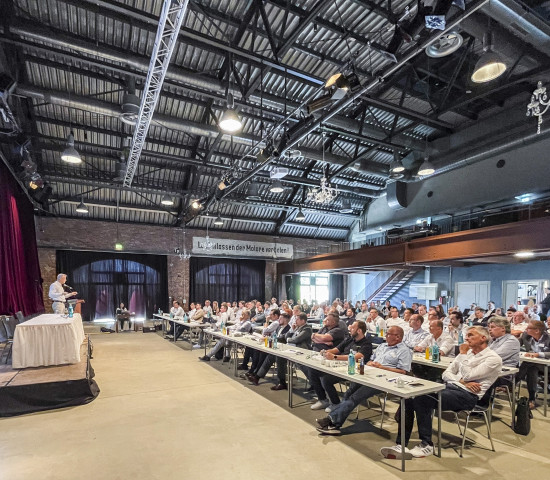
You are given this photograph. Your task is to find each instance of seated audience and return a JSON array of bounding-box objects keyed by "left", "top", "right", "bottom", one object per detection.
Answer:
[
  {"left": 413, "top": 319, "right": 455, "bottom": 356},
  {"left": 517, "top": 320, "right": 550, "bottom": 409},
  {"left": 402, "top": 313, "right": 430, "bottom": 349},
  {"left": 315, "top": 326, "right": 411, "bottom": 435},
  {"left": 511, "top": 311, "right": 528, "bottom": 337},
  {"left": 200, "top": 310, "right": 252, "bottom": 362},
  {"left": 488, "top": 316, "right": 520, "bottom": 367},
  {"left": 381, "top": 326, "right": 502, "bottom": 459}
]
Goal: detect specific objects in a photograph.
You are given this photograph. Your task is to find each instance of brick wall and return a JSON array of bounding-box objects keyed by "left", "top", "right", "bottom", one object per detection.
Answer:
[{"left": 36, "top": 217, "right": 332, "bottom": 307}]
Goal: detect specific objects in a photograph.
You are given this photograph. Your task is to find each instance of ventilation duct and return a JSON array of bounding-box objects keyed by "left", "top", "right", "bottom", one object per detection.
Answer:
[{"left": 120, "top": 77, "right": 140, "bottom": 126}]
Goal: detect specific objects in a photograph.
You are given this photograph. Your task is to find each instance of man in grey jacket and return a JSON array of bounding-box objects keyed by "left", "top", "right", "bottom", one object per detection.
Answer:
[{"left": 269, "top": 313, "right": 313, "bottom": 391}]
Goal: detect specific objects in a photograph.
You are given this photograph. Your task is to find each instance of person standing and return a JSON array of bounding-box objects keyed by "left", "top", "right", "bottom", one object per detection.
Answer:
[{"left": 48, "top": 273, "right": 78, "bottom": 314}]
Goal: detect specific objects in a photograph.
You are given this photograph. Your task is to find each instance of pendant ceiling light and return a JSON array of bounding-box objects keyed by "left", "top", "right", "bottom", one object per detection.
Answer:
[
  {"left": 61, "top": 131, "right": 82, "bottom": 164},
  {"left": 417, "top": 156, "right": 435, "bottom": 176},
  {"left": 219, "top": 93, "right": 242, "bottom": 133},
  {"left": 270, "top": 179, "right": 284, "bottom": 193},
  {"left": 75, "top": 199, "right": 89, "bottom": 213},
  {"left": 161, "top": 194, "right": 174, "bottom": 206},
  {"left": 214, "top": 215, "right": 223, "bottom": 226},
  {"left": 295, "top": 207, "right": 305, "bottom": 221},
  {"left": 339, "top": 198, "right": 353, "bottom": 214},
  {"left": 471, "top": 32, "right": 506, "bottom": 83}
]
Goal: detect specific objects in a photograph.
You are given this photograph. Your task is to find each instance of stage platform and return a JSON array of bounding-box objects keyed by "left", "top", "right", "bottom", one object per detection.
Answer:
[{"left": 0, "top": 339, "right": 100, "bottom": 417}]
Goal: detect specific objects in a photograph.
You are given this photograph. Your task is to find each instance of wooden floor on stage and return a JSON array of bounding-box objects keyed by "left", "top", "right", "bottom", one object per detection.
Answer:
[{"left": 0, "top": 340, "right": 89, "bottom": 387}]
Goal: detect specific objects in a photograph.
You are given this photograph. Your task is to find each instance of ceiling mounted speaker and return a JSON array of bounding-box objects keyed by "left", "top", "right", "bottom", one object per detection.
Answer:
[{"left": 425, "top": 31, "right": 463, "bottom": 58}]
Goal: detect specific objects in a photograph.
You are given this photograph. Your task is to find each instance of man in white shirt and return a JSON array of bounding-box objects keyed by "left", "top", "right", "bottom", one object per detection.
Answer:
[
  {"left": 203, "top": 300, "right": 213, "bottom": 316},
  {"left": 165, "top": 300, "right": 186, "bottom": 339},
  {"left": 386, "top": 307, "right": 409, "bottom": 331},
  {"left": 48, "top": 273, "right": 78, "bottom": 314},
  {"left": 447, "top": 311, "right": 464, "bottom": 344},
  {"left": 200, "top": 310, "right": 252, "bottom": 362},
  {"left": 365, "top": 307, "right": 385, "bottom": 335},
  {"left": 355, "top": 303, "right": 369, "bottom": 322},
  {"left": 414, "top": 319, "right": 455, "bottom": 356},
  {"left": 382, "top": 325, "right": 502, "bottom": 460},
  {"left": 511, "top": 311, "right": 528, "bottom": 337}
]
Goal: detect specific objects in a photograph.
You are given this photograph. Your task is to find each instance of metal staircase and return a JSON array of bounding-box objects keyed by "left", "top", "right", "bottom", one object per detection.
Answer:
[{"left": 366, "top": 269, "right": 418, "bottom": 304}]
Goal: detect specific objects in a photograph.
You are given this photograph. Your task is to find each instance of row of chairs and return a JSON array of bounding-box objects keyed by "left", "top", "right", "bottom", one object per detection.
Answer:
[{"left": 0, "top": 312, "right": 24, "bottom": 364}]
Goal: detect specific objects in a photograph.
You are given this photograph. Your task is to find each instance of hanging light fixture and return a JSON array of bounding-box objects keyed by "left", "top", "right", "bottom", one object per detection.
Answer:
[
  {"left": 61, "top": 131, "right": 82, "bottom": 164},
  {"left": 339, "top": 198, "right": 353, "bottom": 214},
  {"left": 161, "top": 194, "right": 174, "bottom": 206},
  {"left": 471, "top": 32, "right": 506, "bottom": 83},
  {"left": 191, "top": 199, "right": 202, "bottom": 209},
  {"left": 306, "top": 135, "right": 338, "bottom": 204},
  {"left": 270, "top": 179, "right": 284, "bottom": 193},
  {"left": 389, "top": 149, "right": 405, "bottom": 173},
  {"left": 417, "top": 155, "right": 435, "bottom": 176},
  {"left": 219, "top": 93, "right": 242, "bottom": 133},
  {"left": 295, "top": 207, "right": 305, "bottom": 221},
  {"left": 75, "top": 198, "right": 89, "bottom": 213},
  {"left": 214, "top": 215, "right": 223, "bottom": 226}
]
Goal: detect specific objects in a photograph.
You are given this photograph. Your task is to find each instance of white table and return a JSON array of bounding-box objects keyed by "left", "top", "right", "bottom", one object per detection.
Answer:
[
  {"left": 12, "top": 313, "right": 85, "bottom": 368},
  {"left": 209, "top": 331, "right": 444, "bottom": 472},
  {"left": 154, "top": 313, "right": 209, "bottom": 343},
  {"left": 519, "top": 353, "right": 550, "bottom": 416}
]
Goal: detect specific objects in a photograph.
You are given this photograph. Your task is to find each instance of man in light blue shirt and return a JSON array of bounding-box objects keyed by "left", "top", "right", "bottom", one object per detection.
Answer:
[
  {"left": 403, "top": 313, "right": 430, "bottom": 349},
  {"left": 316, "top": 326, "right": 412, "bottom": 435},
  {"left": 488, "top": 316, "right": 520, "bottom": 367}
]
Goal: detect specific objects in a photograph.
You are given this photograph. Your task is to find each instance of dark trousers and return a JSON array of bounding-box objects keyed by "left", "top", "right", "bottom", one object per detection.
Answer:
[
  {"left": 240, "top": 347, "right": 253, "bottom": 368},
  {"left": 396, "top": 384, "right": 478, "bottom": 447},
  {"left": 275, "top": 358, "right": 288, "bottom": 385},
  {"left": 251, "top": 351, "right": 267, "bottom": 374},
  {"left": 308, "top": 369, "right": 342, "bottom": 404},
  {"left": 257, "top": 354, "right": 276, "bottom": 379},
  {"left": 517, "top": 362, "right": 545, "bottom": 401}
]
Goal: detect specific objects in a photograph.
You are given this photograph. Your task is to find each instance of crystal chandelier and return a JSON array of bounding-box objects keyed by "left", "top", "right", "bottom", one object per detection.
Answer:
[
  {"left": 527, "top": 81, "right": 550, "bottom": 134},
  {"left": 306, "top": 133, "right": 338, "bottom": 204}
]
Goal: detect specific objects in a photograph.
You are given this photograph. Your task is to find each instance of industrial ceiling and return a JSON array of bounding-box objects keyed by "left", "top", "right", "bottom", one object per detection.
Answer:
[{"left": 1, "top": 0, "right": 549, "bottom": 241}]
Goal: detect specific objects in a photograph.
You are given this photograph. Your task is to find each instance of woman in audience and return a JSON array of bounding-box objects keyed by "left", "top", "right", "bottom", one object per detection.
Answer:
[{"left": 212, "top": 300, "right": 220, "bottom": 316}]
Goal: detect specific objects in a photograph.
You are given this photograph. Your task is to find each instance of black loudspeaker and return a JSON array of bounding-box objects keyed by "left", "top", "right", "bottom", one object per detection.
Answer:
[{"left": 386, "top": 181, "right": 407, "bottom": 210}]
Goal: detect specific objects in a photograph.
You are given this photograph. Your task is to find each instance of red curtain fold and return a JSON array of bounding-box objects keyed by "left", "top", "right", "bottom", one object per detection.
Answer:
[{"left": 0, "top": 161, "right": 44, "bottom": 316}]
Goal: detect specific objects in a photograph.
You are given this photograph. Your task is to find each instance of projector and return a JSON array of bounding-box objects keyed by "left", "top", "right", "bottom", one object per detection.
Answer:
[{"left": 269, "top": 167, "right": 289, "bottom": 179}]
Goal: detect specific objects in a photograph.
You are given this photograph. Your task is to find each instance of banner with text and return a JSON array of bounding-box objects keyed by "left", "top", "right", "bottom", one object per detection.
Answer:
[{"left": 192, "top": 237, "right": 293, "bottom": 259}]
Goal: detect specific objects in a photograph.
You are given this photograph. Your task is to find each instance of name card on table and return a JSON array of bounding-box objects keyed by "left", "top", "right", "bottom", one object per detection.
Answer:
[{"left": 192, "top": 237, "right": 294, "bottom": 259}]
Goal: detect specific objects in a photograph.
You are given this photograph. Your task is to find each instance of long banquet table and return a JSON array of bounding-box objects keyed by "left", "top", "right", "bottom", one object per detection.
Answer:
[
  {"left": 12, "top": 313, "right": 86, "bottom": 369},
  {"left": 208, "top": 330, "right": 445, "bottom": 471}
]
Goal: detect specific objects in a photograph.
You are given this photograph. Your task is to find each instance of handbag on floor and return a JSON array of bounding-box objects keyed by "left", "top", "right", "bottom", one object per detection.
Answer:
[{"left": 514, "top": 396, "right": 532, "bottom": 435}]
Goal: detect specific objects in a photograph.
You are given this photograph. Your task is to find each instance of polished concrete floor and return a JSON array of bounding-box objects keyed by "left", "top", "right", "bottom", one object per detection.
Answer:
[{"left": 1, "top": 331, "right": 550, "bottom": 480}]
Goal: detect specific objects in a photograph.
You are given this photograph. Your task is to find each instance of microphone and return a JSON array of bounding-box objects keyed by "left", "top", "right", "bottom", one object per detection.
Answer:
[{"left": 64, "top": 283, "right": 74, "bottom": 291}]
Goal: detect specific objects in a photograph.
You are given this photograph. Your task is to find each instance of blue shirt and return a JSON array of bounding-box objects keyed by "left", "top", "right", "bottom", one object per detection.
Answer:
[{"left": 372, "top": 341, "right": 412, "bottom": 372}]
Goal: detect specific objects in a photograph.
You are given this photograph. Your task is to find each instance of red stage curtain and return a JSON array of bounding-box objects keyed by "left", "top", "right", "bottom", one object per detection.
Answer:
[{"left": 0, "top": 161, "right": 44, "bottom": 316}]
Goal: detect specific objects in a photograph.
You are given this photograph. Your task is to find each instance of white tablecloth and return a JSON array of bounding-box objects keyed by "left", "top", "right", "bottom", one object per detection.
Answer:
[{"left": 12, "top": 313, "right": 86, "bottom": 368}]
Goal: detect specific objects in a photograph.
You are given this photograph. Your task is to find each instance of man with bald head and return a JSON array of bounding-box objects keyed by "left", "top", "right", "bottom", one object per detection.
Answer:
[{"left": 316, "top": 326, "right": 412, "bottom": 435}]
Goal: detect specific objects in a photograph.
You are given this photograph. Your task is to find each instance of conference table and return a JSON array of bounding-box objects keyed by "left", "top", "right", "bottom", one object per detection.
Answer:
[
  {"left": 208, "top": 330, "right": 445, "bottom": 472},
  {"left": 12, "top": 313, "right": 86, "bottom": 368},
  {"left": 154, "top": 313, "right": 214, "bottom": 343}
]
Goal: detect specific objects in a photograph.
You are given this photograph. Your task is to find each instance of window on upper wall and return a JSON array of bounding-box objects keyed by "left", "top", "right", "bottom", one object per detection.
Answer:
[{"left": 300, "top": 273, "right": 329, "bottom": 305}]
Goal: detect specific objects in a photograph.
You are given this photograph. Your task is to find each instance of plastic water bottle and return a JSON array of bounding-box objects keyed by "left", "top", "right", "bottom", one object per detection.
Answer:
[
  {"left": 68, "top": 304, "right": 73, "bottom": 318},
  {"left": 348, "top": 349, "right": 356, "bottom": 375},
  {"left": 432, "top": 343, "right": 440, "bottom": 363},
  {"left": 319, "top": 316, "right": 323, "bottom": 326},
  {"left": 273, "top": 334, "right": 278, "bottom": 349},
  {"left": 458, "top": 330, "right": 464, "bottom": 345},
  {"left": 376, "top": 324, "right": 380, "bottom": 336},
  {"left": 468, "top": 318, "right": 473, "bottom": 327},
  {"left": 221, "top": 320, "right": 226, "bottom": 335}
]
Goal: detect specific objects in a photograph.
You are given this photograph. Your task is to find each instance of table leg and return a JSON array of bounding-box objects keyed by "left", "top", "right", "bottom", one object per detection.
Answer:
[
  {"left": 511, "top": 376, "right": 516, "bottom": 429},
  {"left": 544, "top": 365, "right": 548, "bottom": 417},
  {"left": 288, "top": 361, "right": 294, "bottom": 408},
  {"left": 437, "top": 390, "right": 442, "bottom": 458},
  {"left": 233, "top": 342, "right": 238, "bottom": 377},
  {"left": 400, "top": 397, "right": 406, "bottom": 472}
]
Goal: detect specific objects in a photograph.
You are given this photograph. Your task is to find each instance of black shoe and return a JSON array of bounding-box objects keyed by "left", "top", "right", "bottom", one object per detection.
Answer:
[
  {"left": 237, "top": 365, "right": 248, "bottom": 370},
  {"left": 316, "top": 417, "right": 332, "bottom": 429},
  {"left": 248, "top": 374, "right": 260, "bottom": 386},
  {"left": 271, "top": 383, "right": 287, "bottom": 391},
  {"left": 316, "top": 418, "right": 341, "bottom": 436},
  {"left": 222, "top": 356, "right": 231, "bottom": 363},
  {"left": 199, "top": 355, "right": 210, "bottom": 361}
]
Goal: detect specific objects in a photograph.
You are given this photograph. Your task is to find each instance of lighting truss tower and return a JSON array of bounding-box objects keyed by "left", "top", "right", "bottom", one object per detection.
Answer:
[{"left": 123, "top": 0, "right": 189, "bottom": 187}]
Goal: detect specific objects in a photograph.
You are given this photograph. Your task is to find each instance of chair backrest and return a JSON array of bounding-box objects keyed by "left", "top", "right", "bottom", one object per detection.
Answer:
[
  {"left": 15, "top": 311, "right": 25, "bottom": 323},
  {"left": 1, "top": 317, "right": 13, "bottom": 339},
  {"left": 0, "top": 316, "right": 7, "bottom": 342}
]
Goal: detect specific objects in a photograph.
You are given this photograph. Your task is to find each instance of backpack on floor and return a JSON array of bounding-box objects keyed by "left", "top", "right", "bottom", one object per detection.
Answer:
[{"left": 514, "top": 396, "right": 532, "bottom": 435}]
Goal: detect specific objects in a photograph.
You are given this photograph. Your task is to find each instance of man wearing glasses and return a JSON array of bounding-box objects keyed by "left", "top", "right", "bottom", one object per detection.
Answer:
[
  {"left": 315, "top": 326, "right": 411, "bottom": 435},
  {"left": 517, "top": 320, "right": 550, "bottom": 409}
]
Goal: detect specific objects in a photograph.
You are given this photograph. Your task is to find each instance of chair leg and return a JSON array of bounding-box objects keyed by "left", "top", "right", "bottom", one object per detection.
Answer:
[
  {"left": 379, "top": 394, "right": 387, "bottom": 430},
  {"left": 454, "top": 412, "right": 463, "bottom": 436},
  {"left": 460, "top": 413, "right": 471, "bottom": 458}
]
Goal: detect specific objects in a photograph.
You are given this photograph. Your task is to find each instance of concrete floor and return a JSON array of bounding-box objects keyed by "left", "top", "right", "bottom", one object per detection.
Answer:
[{"left": 1, "top": 331, "right": 550, "bottom": 480}]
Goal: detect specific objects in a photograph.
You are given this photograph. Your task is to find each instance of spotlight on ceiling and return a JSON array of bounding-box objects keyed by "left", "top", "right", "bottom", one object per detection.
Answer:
[
  {"left": 191, "top": 199, "right": 202, "bottom": 209},
  {"left": 324, "top": 73, "right": 351, "bottom": 100},
  {"left": 389, "top": 150, "right": 405, "bottom": 173},
  {"left": 417, "top": 157, "right": 435, "bottom": 176},
  {"left": 61, "top": 131, "right": 82, "bottom": 164},
  {"left": 214, "top": 215, "right": 223, "bottom": 226},
  {"left": 339, "top": 198, "right": 353, "bottom": 214},
  {"left": 219, "top": 93, "right": 242, "bottom": 133},
  {"left": 75, "top": 199, "right": 89, "bottom": 213},
  {"left": 161, "top": 194, "right": 174, "bottom": 206},
  {"left": 270, "top": 179, "right": 284, "bottom": 193},
  {"left": 514, "top": 251, "right": 535, "bottom": 259},
  {"left": 295, "top": 207, "right": 305, "bottom": 221},
  {"left": 471, "top": 32, "right": 506, "bottom": 83}
]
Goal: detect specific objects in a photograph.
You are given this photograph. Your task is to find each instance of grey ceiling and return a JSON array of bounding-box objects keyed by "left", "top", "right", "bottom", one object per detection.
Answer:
[{"left": 1, "top": 0, "right": 549, "bottom": 241}]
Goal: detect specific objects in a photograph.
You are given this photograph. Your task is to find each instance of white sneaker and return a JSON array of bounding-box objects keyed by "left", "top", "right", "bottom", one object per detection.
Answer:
[
  {"left": 409, "top": 442, "right": 433, "bottom": 458},
  {"left": 310, "top": 400, "right": 330, "bottom": 410},
  {"left": 192, "top": 344, "right": 201, "bottom": 349},
  {"left": 325, "top": 404, "right": 336, "bottom": 413},
  {"left": 164, "top": 334, "right": 174, "bottom": 339},
  {"left": 380, "top": 445, "right": 412, "bottom": 460}
]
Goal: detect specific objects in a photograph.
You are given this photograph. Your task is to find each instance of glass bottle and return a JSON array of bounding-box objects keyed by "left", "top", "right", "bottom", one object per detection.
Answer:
[{"left": 348, "top": 350, "right": 356, "bottom": 375}]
